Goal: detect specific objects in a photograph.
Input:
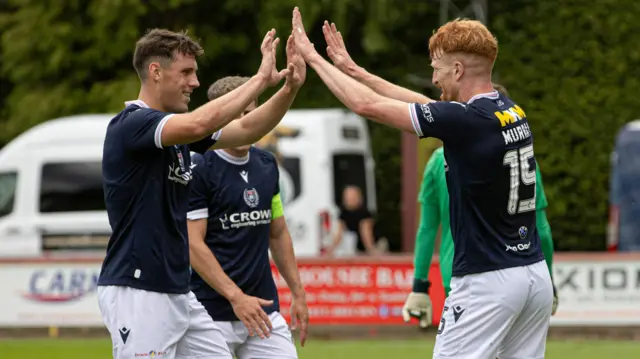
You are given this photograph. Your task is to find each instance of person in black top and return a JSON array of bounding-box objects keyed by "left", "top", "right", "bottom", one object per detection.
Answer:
[
  {"left": 328, "top": 185, "right": 385, "bottom": 255},
  {"left": 98, "top": 28, "right": 304, "bottom": 359},
  {"left": 292, "top": 9, "right": 553, "bottom": 359}
]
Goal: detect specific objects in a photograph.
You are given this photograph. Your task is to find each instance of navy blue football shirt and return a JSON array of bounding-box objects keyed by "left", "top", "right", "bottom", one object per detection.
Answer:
[
  {"left": 99, "top": 100, "right": 221, "bottom": 294},
  {"left": 409, "top": 91, "right": 544, "bottom": 276},
  {"left": 187, "top": 147, "right": 281, "bottom": 321}
]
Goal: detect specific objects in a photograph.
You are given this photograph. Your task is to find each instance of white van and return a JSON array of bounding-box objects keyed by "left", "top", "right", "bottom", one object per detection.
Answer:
[
  {"left": 263, "top": 109, "right": 377, "bottom": 256},
  {"left": 0, "top": 115, "right": 112, "bottom": 257},
  {"left": 0, "top": 109, "right": 376, "bottom": 258}
]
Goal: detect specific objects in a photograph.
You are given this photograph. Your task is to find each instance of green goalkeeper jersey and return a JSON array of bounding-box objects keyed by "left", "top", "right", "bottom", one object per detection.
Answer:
[{"left": 414, "top": 147, "right": 555, "bottom": 296}]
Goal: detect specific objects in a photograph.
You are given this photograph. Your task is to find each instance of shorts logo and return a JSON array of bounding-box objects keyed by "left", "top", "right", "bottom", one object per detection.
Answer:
[
  {"left": 118, "top": 327, "right": 130, "bottom": 344},
  {"left": 452, "top": 305, "right": 465, "bottom": 323},
  {"left": 243, "top": 188, "right": 259, "bottom": 208},
  {"left": 518, "top": 226, "right": 528, "bottom": 239}
]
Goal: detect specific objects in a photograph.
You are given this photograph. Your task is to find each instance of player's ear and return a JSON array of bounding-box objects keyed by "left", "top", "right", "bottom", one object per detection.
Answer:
[
  {"left": 148, "top": 61, "right": 161, "bottom": 82},
  {"left": 454, "top": 62, "right": 464, "bottom": 81}
]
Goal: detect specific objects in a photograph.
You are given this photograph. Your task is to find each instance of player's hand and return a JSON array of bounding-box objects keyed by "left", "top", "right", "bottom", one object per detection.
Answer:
[
  {"left": 322, "top": 247, "right": 335, "bottom": 257},
  {"left": 402, "top": 292, "right": 433, "bottom": 329},
  {"left": 284, "top": 34, "right": 306, "bottom": 90},
  {"left": 258, "top": 29, "right": 290, "bottom": 87},
  {"left": 289, "top": 293, "right": 309, "bottom": 347},
  {"left": 322, "top": 21, "right": 360, "bottom": 77},
  {"left": 291, "top": 7, "right": 319, "bottom": 62},
  {"left": 552, "top": 283, "right": 559, "bottom": 316},
  {"left": 366, "top": 247, "right": 383, "bottom": 257},
  {"left": 230, "top": 293, "right": 274, "bottom": 339}
]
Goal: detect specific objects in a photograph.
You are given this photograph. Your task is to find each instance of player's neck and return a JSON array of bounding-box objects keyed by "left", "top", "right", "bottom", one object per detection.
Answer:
[
  {"left": 457, "top": 81, "right": 495, "bottom": 103},
  {"left": 224, "top": 148, "right": 250, "bottom": 159},
  {"left": 137, "top": 87, "right": 168, "bottom": 112}
]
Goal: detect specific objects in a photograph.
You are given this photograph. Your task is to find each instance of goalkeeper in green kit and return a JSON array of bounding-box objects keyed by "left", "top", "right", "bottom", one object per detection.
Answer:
[{"left": 402, "top": 84, "right": 559, "bottom": 329}]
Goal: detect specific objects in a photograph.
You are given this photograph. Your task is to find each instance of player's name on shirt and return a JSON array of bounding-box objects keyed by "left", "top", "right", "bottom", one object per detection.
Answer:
[{"left": 495, "top": 104, "right": 532, "bottom": 146}]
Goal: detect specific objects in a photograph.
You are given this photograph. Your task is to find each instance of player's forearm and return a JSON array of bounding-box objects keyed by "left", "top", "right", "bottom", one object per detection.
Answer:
[
  {"left": 181, "top": 74, "right": 269, "bottom": 137},
  {"left": 306, "top": 54, "right": 383, "bottom": 117},
  {"left": 235, "top": 84, "right": 298, "bottom": 143},
  {"left": 353, "top": 68, "right": 434, "bottom": 104},
  {"left": 537, "top": 209, "right": 554, "bottom": 277},
  {"left": 189, "top": 240, "right": 244, "bottom": 301},
  {"left": 359, "top": 222, "right": 378, "bottom": 253},
  {"left": 413, "top": 203, "right": 440, "bottom": 280},
  {"left": 269, "top": 229, "right": 305, "bottom": 298},
  {"left": 361, "top": 234, "right": 377, "bottom": 253}
]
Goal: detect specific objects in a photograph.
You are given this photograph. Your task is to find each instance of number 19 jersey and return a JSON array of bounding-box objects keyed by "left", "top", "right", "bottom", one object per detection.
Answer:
[{"left": 409, "top": 91, "right": 544, "bottom": 276}]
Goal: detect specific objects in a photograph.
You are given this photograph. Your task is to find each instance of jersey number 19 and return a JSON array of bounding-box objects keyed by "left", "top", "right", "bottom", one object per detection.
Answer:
[{"left": 503, "top": 144, "right": 536, "bottom": 215}]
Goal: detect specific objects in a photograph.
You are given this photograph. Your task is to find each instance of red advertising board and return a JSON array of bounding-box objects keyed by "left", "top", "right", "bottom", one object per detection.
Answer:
[{"left": 271, "top": 260, "right": 445, "bottom": 326}]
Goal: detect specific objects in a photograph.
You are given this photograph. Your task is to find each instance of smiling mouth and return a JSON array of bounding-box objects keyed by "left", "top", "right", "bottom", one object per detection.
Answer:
[{"left": 183, "top": 92, "right": 191, "bottom": 102}]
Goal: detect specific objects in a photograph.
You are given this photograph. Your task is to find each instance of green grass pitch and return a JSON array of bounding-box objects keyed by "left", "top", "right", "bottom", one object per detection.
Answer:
[{"left": 1, "top": 338, "right": 639, "bottom": 359}]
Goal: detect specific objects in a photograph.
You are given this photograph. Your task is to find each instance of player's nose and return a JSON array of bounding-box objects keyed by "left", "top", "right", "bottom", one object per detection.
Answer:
[
  {"left": 189, "top": 76, "right": 200, "bottom": 89},
  {"left": 431, "top": 72, "right": 439, "bottom": 85}
]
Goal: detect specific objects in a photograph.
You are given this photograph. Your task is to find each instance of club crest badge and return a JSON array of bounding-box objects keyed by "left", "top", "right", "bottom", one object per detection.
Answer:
[
  {"left": 243, "top": 188, "right": 259, "bottom": 208},
  {"left": 518, "top": 226, "right": 528, "bottom": 239}
]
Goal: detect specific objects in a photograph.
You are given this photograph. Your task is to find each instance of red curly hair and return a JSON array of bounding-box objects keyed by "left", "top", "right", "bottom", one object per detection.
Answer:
[{"left": 429, "top": 18, "right": 498, "bottom": 62}]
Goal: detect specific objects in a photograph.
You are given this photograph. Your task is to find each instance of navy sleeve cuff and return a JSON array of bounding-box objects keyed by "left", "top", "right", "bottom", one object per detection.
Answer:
[{"left": 412, "top": 278, "right": 431, "bottom": 294}]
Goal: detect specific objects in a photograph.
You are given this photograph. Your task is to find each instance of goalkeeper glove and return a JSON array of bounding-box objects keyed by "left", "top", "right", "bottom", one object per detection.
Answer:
[
  {"left": 552, "top": 283, "right": 558, "bottom": 315},
  {"left": 402, "top": 279, "right": 433, "bottom": 329}
]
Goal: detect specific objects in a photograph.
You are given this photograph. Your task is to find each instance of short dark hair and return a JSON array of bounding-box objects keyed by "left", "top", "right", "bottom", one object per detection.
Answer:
[
  {"left": 492, "top": 82, "right": 509, "bottom": 97},
  {"left": 207, "top": 76, "right": 251, "bottom": 100},
  {"left": 133, "top": 28, "right": 204, "bottom": 81}
]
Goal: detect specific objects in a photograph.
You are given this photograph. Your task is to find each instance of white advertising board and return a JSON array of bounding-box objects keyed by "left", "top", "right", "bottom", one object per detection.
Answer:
[
  {"left": 0, "top": 261, "right": 103, "bottom": 327},
  {"left": 551, "top": 259, "right": 640, "bottom": 326},
  {"left": 0, "top": 256, "right": 639, "bottom": 327}
]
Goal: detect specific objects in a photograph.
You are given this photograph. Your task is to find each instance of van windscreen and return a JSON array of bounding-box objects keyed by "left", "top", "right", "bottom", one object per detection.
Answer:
[
  {"left": 0, "top": 172, "right": 17, "bottom": 218},
  {"left": 332, "top": 154, "right": 368, "bottom": 209},
  {"left": 40, "top": 162, "right": 105, "bottom": 213}
]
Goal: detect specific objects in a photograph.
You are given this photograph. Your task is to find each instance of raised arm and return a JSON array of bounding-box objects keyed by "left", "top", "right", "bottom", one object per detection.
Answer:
[
  {"left": 322, "top": 21, "right": 434, "bottom": 104},
  {"left": 290, "top": 9, "right": 414, "bottom": 133},
  {"left": 211, "top": 35, "right": 306, "bottom": 150},
  {"left": 161, "top": 29, "right": 290, "bottom": 147}
]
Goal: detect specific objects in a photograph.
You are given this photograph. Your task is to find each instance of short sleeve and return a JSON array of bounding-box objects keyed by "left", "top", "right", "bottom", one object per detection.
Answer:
[
  {"left": 186, "top": 153, "right": 211, "bottom": 220},
  {"left": 121, "top": 108, "right": 173, "bottom": 151},
  {"left": 338, "top": 210, "right": 347, "bottom": 222},
  {"left": 274, "top": 166, "right": 281, "bottom": 195},
  {"left": 360, "top": 208, "right": 373, "bottom": 220},
  {"left": 189, "top": 130, "right": 223, "bottom": 154},
  {"left": 408, "top": 101, "right": 468, "bottom": 140}
]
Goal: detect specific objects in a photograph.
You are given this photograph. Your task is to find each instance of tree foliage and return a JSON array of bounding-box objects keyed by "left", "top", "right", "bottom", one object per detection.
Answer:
[
  {"left": 0, "top": 0, "right": 635, "bottom": 251},
  {"left": 491, "top": 0, "right": 640, "bottom": 250},
  {"left": 0, "top": 0, "right": 441, "bottom": 248}
]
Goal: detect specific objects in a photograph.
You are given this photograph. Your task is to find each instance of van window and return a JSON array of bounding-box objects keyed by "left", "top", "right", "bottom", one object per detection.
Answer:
[
  {"left": 39, "top": 162, "right": 105, "bottom": 213},
  {"left": 333, "top": 154, "right": 368, "bottom": 209},
  {"left": 0, "top": 172, "right": 17, "bottom": 218},
  {"left": 280, "top": 156, "right": 302, "bottom": 204}
]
